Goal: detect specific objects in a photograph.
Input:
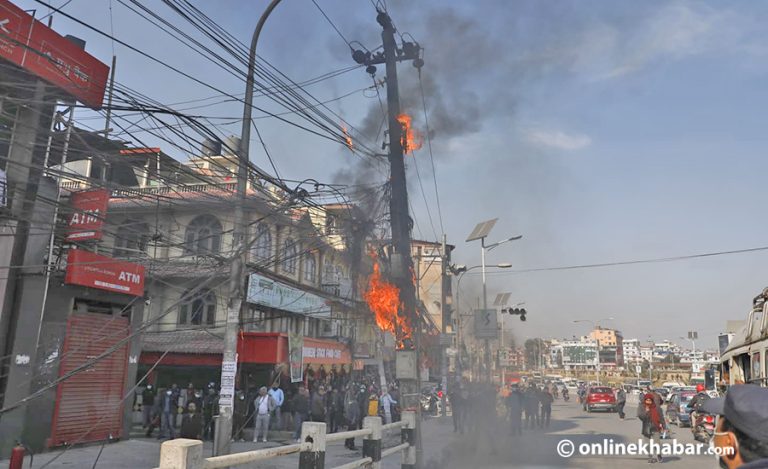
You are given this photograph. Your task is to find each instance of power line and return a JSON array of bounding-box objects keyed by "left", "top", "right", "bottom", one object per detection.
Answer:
[{"left": 310, "top": 0, "right": 353, "bottom": 49}]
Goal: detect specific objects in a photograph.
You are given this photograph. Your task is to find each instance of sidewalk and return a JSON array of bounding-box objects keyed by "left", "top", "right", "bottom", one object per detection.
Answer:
[{"left": 1, "top": 416, "right": 453, "bottom": 469}]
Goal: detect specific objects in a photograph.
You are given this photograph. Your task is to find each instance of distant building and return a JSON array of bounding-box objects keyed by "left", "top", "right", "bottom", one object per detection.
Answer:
[{"left": 590, "top": 327, "right": 624, "bottom": 367}]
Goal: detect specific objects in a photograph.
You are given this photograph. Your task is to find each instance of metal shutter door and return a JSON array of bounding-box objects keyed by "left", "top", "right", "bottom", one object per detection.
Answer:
[{"left": 49, "top": 314, "right": 130, "bottom": 446}]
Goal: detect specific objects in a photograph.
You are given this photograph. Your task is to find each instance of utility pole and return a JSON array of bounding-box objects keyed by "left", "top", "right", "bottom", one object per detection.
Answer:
[
  {"left": 352, "top": 8, "right": 423, "bottom": 466},
  {"left": 217, "top": 0, "right": 283, "bottom": 457},
  {"left": 440, "top": 234, "right": 448, "bottom": 417}
]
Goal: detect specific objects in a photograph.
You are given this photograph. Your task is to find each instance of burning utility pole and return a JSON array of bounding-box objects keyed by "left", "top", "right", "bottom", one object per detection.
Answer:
[{"left": 352, "top": 6, "right": 424, "bottom": 467}]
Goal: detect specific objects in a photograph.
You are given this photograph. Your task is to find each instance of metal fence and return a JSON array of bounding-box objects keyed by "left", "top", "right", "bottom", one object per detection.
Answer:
[{"left": 155, "top": 411, "right": 416, "bottom": 469}]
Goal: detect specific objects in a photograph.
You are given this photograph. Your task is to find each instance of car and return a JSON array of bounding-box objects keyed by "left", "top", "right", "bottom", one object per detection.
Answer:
[
  {"left": 652, "top": 387, "right": 669, "bottom": 400},
  {"left": 584, "top": 386, "right": 617, "bottom": 412},
  {"left": 666, "top": 391, "right": 696, "bottom": 427}
]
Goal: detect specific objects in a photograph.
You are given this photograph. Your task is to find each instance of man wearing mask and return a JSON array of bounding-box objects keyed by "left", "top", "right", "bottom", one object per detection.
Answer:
[
  {"left": 202, "top": 385, "right": 219, "bottom": 441},
  {"left": 268, "top": 382, "right": 285, "bottom": 430},
  {"left": 705, "top": 385, "right": 768, "bottom": 469},
  {"left": 291, "top": 384, "right": 310, "bottom": 443},
  {"left": 141, "top": 384, "right": 156, "bottom": 429},
  {"left": 233, "top": 390, "right": 249, "bottom": 442},
  {"left": 158, "top": 388, "right": 177, "bottom": 440}
]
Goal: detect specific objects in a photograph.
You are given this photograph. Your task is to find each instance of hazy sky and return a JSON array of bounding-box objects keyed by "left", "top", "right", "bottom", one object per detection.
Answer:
[{"left": 22, "top": 0, "right": 768, "bottom": 348}]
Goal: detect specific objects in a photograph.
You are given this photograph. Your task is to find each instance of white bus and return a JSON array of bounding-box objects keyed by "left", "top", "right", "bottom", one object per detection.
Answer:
[{"left": 720, "top": 288, "right": 768, "bottom": 387}]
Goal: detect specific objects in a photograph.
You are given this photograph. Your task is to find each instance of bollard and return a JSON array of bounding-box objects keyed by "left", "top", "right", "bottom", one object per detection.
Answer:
[
  {"left": 400, "top": 411, "right": 416, "bottom": 469},
  {"left": 362, "top": 416, "right": 383, "bottom": 469},
  {"left": 298, "top": 421, "right": 326, "bottom": 469},
  {"left": 157, "top": 438, "right": 204, "bottom": 469}
]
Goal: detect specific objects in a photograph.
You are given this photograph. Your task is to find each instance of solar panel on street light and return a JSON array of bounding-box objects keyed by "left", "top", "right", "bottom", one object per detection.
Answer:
[{"left": 466, "top": 218, "right": 497, "bottom": 242}]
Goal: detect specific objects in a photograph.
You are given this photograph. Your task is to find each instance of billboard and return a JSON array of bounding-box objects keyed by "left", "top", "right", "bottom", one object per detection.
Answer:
[
  {"left": 65, "top": 249, "right": 145, "bottom": 297},
  {"left": 66, "top": 188, "right": 109, "bottom": 241},
  {"left": 0, "top": 0, "right": 109, "bottom": 108},
  {"left": 246, "top": 273, "right": 330, "bottom": 317}
]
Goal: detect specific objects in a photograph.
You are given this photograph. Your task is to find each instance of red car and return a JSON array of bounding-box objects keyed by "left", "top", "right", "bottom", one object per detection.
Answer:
[{"left": 584, "top": 386, "right": 617, "bottom": 412}]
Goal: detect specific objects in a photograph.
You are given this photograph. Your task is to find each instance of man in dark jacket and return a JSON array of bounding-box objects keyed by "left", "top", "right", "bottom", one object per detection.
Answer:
[
  {"left": 141, "top": 384, "right": 156, "bottom": 429},
  {"left": 311, "top": 385, "right": 328, "bottom": 423},
  {"left": 329, "top": 387, "right": 344, "bottom": 433},
  {"left": 292, "top": 384, "right": 310, "bottom": 442},
  {"left": 539, "top": 387, "right": 554, "bottom": 428},
  {"left": 233, "top": 390, "right": 249, "bottom": 442},
  {"left": 180, "top": 402, "right": 203, "bottom": 440},
  {"left": 202, "top": 386, "right": 219, "bottom": 441},
  {"left": 506, "top": 386, "right": 523, "bottom": 436},
  {"left": 616, "top": 388, "right": 627, "bottom": 419}
]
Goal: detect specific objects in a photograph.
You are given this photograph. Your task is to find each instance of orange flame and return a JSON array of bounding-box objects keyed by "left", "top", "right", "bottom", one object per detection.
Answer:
[
  {"left": 396, "top": 113, "right": 423, "bottom": 153},
  {"left": 341, "top": 124, "right": 354, "bottom": 150},
  {"left": 364, "top": 255, "right": 412, "bottom": 346}
]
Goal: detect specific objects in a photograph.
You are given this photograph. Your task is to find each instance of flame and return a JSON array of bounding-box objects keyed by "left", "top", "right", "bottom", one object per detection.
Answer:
[
  {"left": 341, "top": 125, "right": 354, "bottom": 150},
  {"left": 396, "top": 113, "right": 423, "bottom": 154},
  {"left": 364, "top": 255, "right": 412, "bottom": 346}
]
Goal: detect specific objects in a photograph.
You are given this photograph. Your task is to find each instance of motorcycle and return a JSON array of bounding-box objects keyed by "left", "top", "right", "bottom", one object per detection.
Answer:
[
  {"left": 562, "top": 389, "right": 570, "bottom": 402},
  {"left": 690, "top": 410, "right": 716, "bottom": 443}
]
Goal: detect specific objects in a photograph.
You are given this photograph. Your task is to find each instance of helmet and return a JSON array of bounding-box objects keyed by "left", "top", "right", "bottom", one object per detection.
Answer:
[{"left": 696, "top": 384, "right": 705, "bottom": 392}]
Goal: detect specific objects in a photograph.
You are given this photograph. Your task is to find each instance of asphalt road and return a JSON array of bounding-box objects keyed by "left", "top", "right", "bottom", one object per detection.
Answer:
[
  {"left": 1, "top": 398, "right": 715, "bottom": 468},
  {"left": 422, "top": 396, "right": 716, "bottom": 469}
]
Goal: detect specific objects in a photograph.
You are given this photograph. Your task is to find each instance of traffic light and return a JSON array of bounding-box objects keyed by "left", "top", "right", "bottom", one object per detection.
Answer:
[{"left": 504, "top": 307, "right": 527, "bottom": 321}]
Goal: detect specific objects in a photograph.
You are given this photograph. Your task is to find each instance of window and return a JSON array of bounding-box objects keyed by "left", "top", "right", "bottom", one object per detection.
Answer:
[
  {"left": 113, "top": 220, "right": 150, "bottom": 258},
  {"left": 281, "top": 237, "right": 297, "bottom": 274},
  {"left": 184, "top": 215, "right": 222, "bottom": 256},
  {"left": 251, "top": 223, "right": 272, "bottom": 263},
  {"left": 304, "top": 254, "right": 316, "bottom": 283},
  {"left": 324, "top": 259, "right": 335, "bottom": 282},
  {"left": 178, "top": 288, "right": 217, "bottom": 326}
]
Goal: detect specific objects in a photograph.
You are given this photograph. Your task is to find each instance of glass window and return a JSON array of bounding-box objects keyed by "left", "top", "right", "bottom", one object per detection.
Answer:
[
  {"left": 281, "top": 237, "right": 298, "bottom": 274},
  {"left": 251, "top": 223, "right": 272, "bottom": 263},
  {"left": 178, "top": 288, "right": 217, "bottom": 326},
  {"left": 184, "top": 215, "right": 222, "bottom": 256},
  {"left": 113, "top": 220, "right": 150, "bottom": 258},
  {"left": 304, "top": 254, "right": 316, "bottom": 283}
]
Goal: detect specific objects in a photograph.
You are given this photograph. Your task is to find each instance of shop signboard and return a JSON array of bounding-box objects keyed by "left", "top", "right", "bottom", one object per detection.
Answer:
[
  {"left": 289, "top": 332, "right": 303, "bottom": 383},
  {"left": 246, "top": 273, "right": 330, "bottom": 318},
  {"left": 0, "top": 0, "right": 109, "bottom": 108},
  {"left": 66, "top": 188, "right": 109, "bottom": 241},
  {"left": 64, "top": 249, "right": 145, "bottom": 297}
]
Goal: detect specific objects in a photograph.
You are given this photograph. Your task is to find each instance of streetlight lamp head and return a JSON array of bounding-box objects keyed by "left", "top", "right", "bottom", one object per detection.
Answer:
[{"left": 496, "top": 262, "right": 513, "bottom": 268}]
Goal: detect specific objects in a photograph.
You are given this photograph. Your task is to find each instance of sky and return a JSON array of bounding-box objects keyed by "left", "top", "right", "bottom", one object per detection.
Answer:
[{"left": 19, "top": 0, "right": 768, "bottom": 348}]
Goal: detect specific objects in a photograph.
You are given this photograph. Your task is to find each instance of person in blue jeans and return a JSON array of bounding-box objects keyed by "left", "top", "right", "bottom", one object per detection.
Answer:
[
  {"left": 158, "top": 388, "right": 177, "bottom": 440},
  {"left": 291, "top": 384, "right": 310, "bottom": 442}
]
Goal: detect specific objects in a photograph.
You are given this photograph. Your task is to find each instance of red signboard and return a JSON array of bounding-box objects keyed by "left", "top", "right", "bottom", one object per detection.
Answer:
[
  {"left": 0, "top": 0, "right": 109, "bottom": 108},
  {"left": 66, "top": 188, "right": 109, "bottom": 241},
  {"left": 65, "top": 249, "right": 145, "bottom": 297}
]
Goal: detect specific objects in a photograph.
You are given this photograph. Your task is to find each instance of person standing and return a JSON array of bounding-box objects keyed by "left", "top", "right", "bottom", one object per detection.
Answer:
[
  {"left": 253, "top": 386, "right": 276, "bottom": 443},
  {"left": 233, "top": 390, "right": 248, "bottom": 442},
  {"left": 524, "top": 385, "right": 540, "bottom": 429},
  {"left": 329, "top": 387, "right": 344, "bottom": 433},
  {"left": 380, "top": 388, "right": 397, "bottom": 424},
  {"left": 291, "top": 384, "right": 310, "bottom": 443},
  {"left": 170, "top": 383, "right": 181, "bottom": 429},
  {"left": 616, "top": 387, "right": 627, "bottom": 419},
  {"left": 449, "top": 383, "right": 464, "bottom": 433},
  {"left": 158, "top": 388, "right": 177, "bottom": 440},
  {"left": 507, "top": 386, "right": 524, "bottom": 436},
  {"left": 539, "top": 387, "right": 553, "bottom": 428},
  {"left": 141, "top": 384, "right": 156, "bottom": 430},
  {"left": 639, "top": 393, "right": 666, "bottom": 463},
  {"left": 180, "top": 402, "right": 203, "bottom": 440},
  {"left": 268, "top": 382, "right": 285, "bottom": 430},
  {"left": 311, "top": 385, "right": 328, "bottom": 423},
  {"left": 202, "top": 386, "right": 219, "bottom": 441},
  {"left": 343, "top": 385, "right": 360, "bottom": 450}
]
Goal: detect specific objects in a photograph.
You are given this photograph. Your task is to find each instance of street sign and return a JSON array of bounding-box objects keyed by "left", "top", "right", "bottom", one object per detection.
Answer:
[
  {"left": 499, "top": 348, "right": 513, "bottom": 367},
  {"left": 474, "top": 309, "right": 498, "bottom": 338},
  {"left": 635, "top": 365, "right": 642, "bottom": 374}
]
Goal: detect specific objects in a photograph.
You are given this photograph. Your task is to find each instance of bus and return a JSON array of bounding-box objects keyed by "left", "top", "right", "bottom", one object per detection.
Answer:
[{"left": 720, "top": 287, "right": 768, "bottom": 387}]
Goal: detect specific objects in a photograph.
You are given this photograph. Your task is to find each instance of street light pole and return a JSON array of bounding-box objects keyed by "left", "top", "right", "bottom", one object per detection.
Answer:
[{"left": 218, "top": 0, "right": 282, "bottom": 457}]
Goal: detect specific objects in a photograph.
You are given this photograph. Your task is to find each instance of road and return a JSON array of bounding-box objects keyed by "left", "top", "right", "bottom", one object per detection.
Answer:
[
  {"left": 2, "top": 397, "right": 713, "bottom": 468},
  {"left": 423, "top": 396, "right": 714, "bottom": 469}
]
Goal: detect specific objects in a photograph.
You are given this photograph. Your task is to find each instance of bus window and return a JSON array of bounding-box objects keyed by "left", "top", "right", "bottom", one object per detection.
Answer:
[{"left": 752, "top": 352, "right": 762, "bottom": 384}]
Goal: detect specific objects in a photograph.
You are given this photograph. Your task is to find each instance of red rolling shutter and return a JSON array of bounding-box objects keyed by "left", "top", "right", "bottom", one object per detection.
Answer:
[{"left": 49, "top": 314, "right": 129, "bottom": 446}]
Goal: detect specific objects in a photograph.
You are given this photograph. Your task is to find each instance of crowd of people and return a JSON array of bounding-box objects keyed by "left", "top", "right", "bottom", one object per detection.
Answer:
[{"left": 136, "top": 372, "right": 404, "bottom": 450}]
